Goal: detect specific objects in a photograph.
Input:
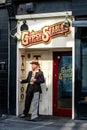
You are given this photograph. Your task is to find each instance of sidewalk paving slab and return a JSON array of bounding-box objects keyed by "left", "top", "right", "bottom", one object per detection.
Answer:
[{"left": 0, "top": 115, "right": 87, "bottom": 129}]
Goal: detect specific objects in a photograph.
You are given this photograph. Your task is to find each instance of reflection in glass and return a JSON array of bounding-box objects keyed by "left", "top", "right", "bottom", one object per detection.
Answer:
[
  {"left": 82, "top": 41, "right": 87, "bottom": 99},
  {"left": 58, "top": 56, "right": 72, "bottom": 108}
]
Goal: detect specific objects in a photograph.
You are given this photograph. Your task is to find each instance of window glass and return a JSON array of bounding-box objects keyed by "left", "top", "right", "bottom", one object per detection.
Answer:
[
  {"left": 81, "top": 40, "right": 87, "bottom": 97},
  {"left": 58, "top": 56, "right": 72, "bottom": 108}
]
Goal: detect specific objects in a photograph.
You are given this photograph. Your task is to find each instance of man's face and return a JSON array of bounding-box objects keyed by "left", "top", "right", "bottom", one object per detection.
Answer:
[{"left": 31, "top": 64, "right": 37, "bottom": 71}]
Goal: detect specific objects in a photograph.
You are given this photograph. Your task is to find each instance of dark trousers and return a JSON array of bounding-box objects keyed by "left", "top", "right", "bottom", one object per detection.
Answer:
[
  {"left": 23, "top": 90, "right": 34, "bottom": 116},
  {"left": 23, "top": 84, "right": 40, "bottom": 116}
]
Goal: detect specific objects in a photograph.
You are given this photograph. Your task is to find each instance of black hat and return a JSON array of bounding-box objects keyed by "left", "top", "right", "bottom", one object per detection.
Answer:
[{"left": 30, "top": 60, "right": 39, "bottom": 65}]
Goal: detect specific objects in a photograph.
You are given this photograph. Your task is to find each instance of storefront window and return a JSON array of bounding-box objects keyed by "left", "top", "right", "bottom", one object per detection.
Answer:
[
  {"left": 76, "top": 27, "right": 87, "bottom": 118},
  {"left": 81, "top": 39, "right": 87, "bottom": 99}
]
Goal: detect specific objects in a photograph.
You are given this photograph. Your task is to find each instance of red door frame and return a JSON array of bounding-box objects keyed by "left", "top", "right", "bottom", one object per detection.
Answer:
[{"left": 53, "top": 51, "right": 72, "bottom": 117}]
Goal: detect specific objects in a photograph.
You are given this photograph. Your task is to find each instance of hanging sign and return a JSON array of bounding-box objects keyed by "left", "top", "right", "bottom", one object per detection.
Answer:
[{"left": 20, "top": 21, "right": 71, "bottom": 47}]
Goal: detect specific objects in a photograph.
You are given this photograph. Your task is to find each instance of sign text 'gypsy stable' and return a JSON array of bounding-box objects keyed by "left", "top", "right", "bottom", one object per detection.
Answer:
[{"left": 21, "top": 21, "right": 71, "bottom": 46}]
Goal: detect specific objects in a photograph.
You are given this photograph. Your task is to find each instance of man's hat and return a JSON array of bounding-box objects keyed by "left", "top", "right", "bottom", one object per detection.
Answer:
[{"left": 30, "top": 60, "right": 39, "bottom": 65}]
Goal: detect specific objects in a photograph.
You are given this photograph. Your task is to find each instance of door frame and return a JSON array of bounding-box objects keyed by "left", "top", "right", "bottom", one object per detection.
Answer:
[{"left": 53, "top": 51, "right": 72, "bottom": 117}]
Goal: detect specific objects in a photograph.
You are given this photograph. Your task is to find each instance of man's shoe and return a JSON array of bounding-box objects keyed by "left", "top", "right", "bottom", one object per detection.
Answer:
[
  {"left": 20, "top": 114, "right": 27, "bottom": 118},
  {"left": 31, "top": 117, "right": 42, "bottom": 122}
]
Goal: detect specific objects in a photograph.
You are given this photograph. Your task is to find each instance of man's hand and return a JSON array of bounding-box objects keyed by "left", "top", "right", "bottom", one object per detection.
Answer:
[
  {"left": 31, "top": 78, "right": 36, "bottom": 82},
  {"left": 19, "top": 79, "right": 22, "bottom": 82}
]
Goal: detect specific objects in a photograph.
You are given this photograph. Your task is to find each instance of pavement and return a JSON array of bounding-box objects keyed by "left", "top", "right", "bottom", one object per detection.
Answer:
[{"left": 0, "top": 115, "right": 87, "bottom": 130}]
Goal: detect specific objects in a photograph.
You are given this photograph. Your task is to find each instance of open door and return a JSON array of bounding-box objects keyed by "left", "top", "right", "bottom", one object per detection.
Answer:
[{"left": 53, "top": 51, "right": 72, "bottom": 117}]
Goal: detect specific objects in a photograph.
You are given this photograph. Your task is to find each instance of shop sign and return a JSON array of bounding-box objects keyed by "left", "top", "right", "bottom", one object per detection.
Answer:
[{"left": 21, "top": 21, "right": 71, "bottom": 46}]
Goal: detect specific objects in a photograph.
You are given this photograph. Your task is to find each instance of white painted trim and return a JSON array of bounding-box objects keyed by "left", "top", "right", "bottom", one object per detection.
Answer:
[
  {"left": 72, "top": 37, "right": 75, "bottom": 119},
  {"left": 16, "top": 11, "right": 72, "bottom": 20},
  {"left": 16, "top": 45, "right": 19, "bottom": 116}
]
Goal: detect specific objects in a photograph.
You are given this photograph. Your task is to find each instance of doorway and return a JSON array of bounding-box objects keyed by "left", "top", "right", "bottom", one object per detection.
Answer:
[
  {"left": 16, "top": 49, "right": 52, "bottom": 116},
  {"left": 53, "top": 51, "right": 72, "bottom": 117}
]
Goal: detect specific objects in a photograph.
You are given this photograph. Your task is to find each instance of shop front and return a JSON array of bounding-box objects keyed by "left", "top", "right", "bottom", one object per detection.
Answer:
[
  {"left": 15, "top": 12, "right": 75, "bottom": 118},
  {"left": 73, "top": 20, "right": 87, "bottom": 119}
]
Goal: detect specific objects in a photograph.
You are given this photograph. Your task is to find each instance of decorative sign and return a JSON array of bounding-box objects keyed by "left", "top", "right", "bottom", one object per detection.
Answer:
[
  {"left": 21, "top": 21, "right": 71, "bottom": 47},
  {"left": 20, "top": 54, "right": 26, "bottom": 102},
  {"left": 58, "top": 56, "right": 72, "bottom": 94},
  {"left": 59, "top": 64, "right": 72, "bottom": 81}
]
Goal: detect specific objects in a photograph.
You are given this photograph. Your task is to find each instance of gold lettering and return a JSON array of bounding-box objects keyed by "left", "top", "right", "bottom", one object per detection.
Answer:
[
  {"left": 20, "top": 21, "right": 71, "bottom": 46},
  {"left": 42, "top": 26, "right": 50, "bottom": 42},
  {"left": 61, "top": 67, "right": 65, "bottom": 74},
  {"left": 21, "top": 31, "right": 29, "bottom": 46},
  {"left": 59, "top": 73, "right": 63, "bottom": 80}
]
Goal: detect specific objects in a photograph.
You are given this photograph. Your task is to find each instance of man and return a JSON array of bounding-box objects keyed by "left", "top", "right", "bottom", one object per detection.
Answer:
[{"left": 20, "top": 60, "right": 45, "bottom": 118}]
